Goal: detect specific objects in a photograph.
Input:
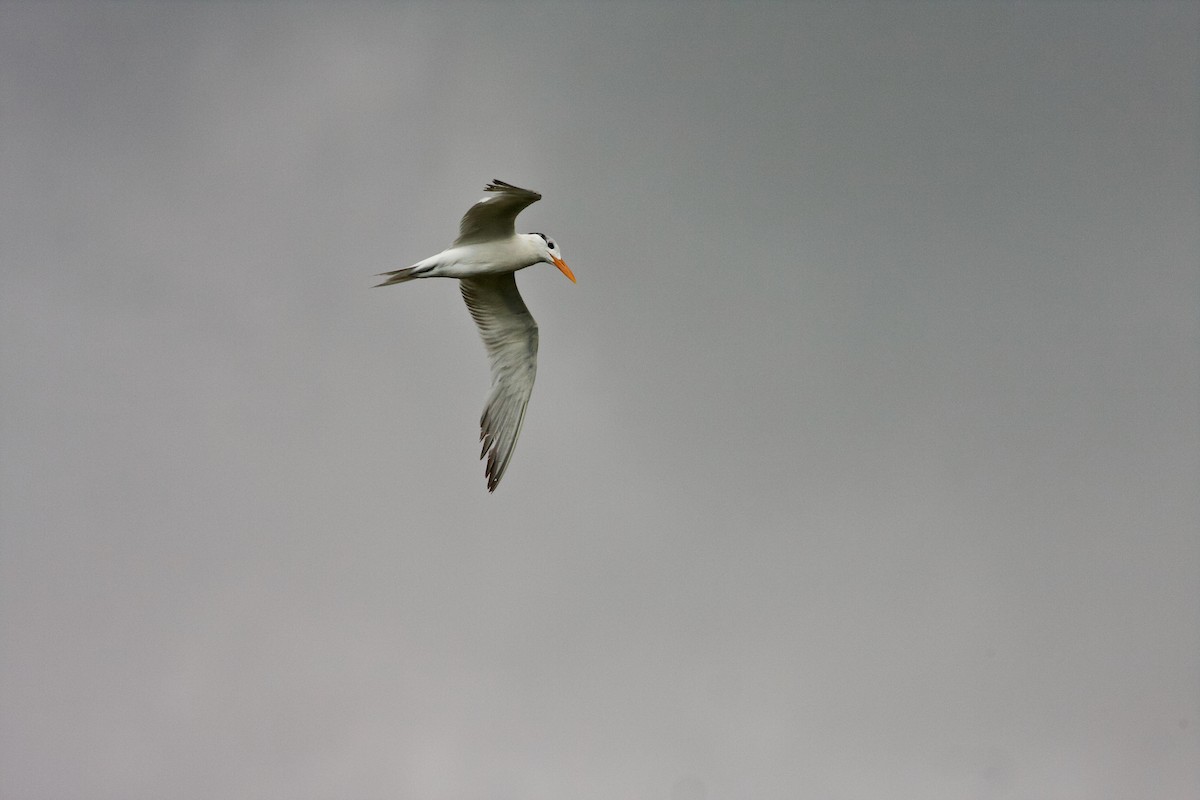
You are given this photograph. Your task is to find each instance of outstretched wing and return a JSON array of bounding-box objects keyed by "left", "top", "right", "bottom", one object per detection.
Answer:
[
  {"left": 453, "top": 179, "right": 542, "bottom": 246},
  {"left": 460, "top": 273, "right": 539, "bottom": 492}
]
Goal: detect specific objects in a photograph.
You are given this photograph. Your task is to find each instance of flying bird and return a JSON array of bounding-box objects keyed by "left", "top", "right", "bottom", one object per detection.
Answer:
[{"left": 375, "top": 179, "right": 576, "bottom": 492}]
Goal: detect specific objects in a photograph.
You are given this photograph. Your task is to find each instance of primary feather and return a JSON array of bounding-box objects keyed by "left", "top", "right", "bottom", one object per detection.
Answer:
[{"left": 461, "top": 274, "right": 539, "bottom": 492}]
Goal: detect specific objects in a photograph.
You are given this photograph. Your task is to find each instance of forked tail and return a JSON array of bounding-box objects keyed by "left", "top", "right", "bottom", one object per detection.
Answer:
[{"left": 374, "top": 265, "right": 431, "bottom": 288}]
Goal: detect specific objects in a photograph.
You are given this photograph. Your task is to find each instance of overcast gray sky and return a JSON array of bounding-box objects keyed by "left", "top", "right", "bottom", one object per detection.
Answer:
[{"left": 2, "top": 2, "right": 1197, "bottom": 798}]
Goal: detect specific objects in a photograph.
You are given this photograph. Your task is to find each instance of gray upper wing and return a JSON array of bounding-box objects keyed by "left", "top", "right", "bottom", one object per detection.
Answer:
[{"left": 453, "top": 179, "right": 542, "bottom": 246}]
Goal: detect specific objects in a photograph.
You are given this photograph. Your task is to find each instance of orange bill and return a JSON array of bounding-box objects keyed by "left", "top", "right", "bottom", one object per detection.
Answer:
[{"left": 552, "top": 255, "right": 577, "bottom": 283}]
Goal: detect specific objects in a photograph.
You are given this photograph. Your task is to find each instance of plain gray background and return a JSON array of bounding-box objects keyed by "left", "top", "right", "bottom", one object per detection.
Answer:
[{"left": 2, "top": 2, "right": 1197, "bottom": 798}]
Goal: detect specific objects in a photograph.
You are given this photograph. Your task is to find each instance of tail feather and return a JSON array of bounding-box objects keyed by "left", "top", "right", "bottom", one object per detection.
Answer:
[{"left": 374, "top": 265, "right": 427, "bottom": 288}]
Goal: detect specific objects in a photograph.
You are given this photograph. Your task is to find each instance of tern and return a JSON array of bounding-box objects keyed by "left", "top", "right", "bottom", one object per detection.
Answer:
[{"left": 375, "top": 179, "right": 576, "bottom": 492}]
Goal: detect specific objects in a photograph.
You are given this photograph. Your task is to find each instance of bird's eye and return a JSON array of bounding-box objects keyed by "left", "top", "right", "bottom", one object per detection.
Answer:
[{"left": 548, "top": 241, "right": 555, "bottom": 249}]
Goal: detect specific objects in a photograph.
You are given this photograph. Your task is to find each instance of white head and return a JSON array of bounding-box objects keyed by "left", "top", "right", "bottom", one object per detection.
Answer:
[{"left": 527, "top": 232, "right": 576, "bottom": 283}]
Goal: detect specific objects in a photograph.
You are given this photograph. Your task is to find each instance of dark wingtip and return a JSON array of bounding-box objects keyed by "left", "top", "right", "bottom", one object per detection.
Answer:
[{"left": 484, "top": 179, "right": 540, "bottom": 200}]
